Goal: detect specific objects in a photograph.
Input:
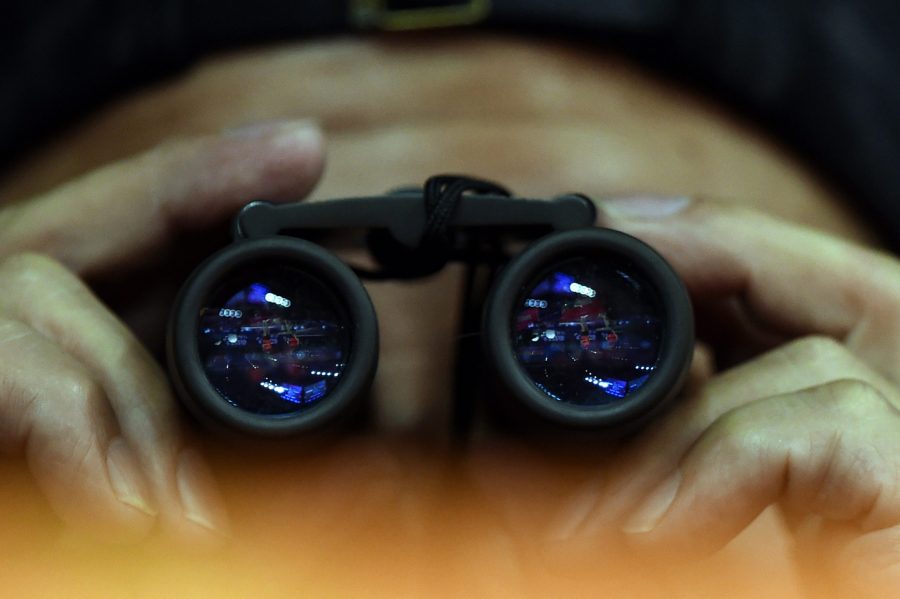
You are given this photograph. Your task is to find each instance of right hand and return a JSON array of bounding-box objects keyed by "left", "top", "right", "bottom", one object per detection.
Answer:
[{"left": 0, "top": 120, "right": 325, "bottom": 544}]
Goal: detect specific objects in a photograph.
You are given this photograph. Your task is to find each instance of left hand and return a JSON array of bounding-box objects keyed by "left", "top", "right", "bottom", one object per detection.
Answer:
[{"left": 547, "top": 197, "right": 900, "bottom": 596}]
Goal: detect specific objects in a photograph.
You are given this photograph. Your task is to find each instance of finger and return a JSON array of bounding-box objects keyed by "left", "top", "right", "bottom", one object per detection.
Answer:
[
  {"left": 0, "top": 253, "right": 229, "bottom": 541},
  {"left": 630, "top": 336, "right": 899, "bottom": 481},
  {"left": 547, "top": 335, "right": 899, "bottom": 544},
  {"left": 0, "top": 317, "right": 155, "bottom": 541},
  {"left": 599, "top": 196, "right": 900, "bottom": 383},
  {"left": 621, "top": 380, "right": 900, "bottom": 558},
  {"left": 0, "top": 119, "right": 324, "bottom": 277}
]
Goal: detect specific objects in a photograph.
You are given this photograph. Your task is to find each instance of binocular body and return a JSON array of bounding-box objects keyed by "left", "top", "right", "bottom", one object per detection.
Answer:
[{"left": 167, "top": 177, "right": 693, "bottom": 437}]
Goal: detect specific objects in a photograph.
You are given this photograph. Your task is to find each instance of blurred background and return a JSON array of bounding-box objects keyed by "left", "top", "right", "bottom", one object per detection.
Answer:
[{"left": 1, "top": 2, "right": 899, "bottom": 597}]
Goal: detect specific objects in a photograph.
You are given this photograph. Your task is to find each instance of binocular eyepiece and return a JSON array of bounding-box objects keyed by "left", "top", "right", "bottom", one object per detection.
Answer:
[{"left": 167, "top": 176, "right": 693, "bottom": 437}]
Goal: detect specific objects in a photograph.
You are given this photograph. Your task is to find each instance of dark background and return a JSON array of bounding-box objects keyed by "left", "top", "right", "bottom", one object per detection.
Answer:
[{"left": 2, "top": 1, "right": 898, "bottom": 248}]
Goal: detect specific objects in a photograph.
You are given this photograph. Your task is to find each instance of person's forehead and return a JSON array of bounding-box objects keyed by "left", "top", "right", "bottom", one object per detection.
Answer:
[{"left": 0, "top": 36, "right": 877, "bottom": 246}]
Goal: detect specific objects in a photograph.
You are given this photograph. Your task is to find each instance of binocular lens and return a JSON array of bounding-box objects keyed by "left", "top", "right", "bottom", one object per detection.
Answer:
[
  {"left": 168, "top": 237, "right": 378, "bottom": 436},
  {"left": 512, "top": 256, "right": 663, "bottom": 405},
  {"left": 485, "top": 228, "right": 693, "bottom": 430},
  {"left": 198, "top": 264, "right": 352, "bottom": 415}
]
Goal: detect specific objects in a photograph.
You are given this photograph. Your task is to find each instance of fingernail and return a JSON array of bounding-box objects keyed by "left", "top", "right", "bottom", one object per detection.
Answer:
[
  {"left": 176, "top": 448, "right": 231, "bottom": 537},
  {"left": 107, "top": 437, "right": 157, "bottom": 517},
  {"left": 224, "top": 119, "right": 321, "bottom": 148},
  {"left": 602, "top": 196, "right": 692, "bottom": 219},
  {"left": 620, "top": 471, "right": 681, "bottom": 534}
]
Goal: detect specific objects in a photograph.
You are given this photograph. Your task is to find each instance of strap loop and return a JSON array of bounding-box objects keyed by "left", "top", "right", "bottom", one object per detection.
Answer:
[{"left": 365, "top": 174, "right": 510, "bottom": 279}]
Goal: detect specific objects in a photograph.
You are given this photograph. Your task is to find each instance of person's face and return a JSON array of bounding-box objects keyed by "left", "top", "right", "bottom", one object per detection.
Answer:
[{"left": 0, "top": 35, "right": 881, "bottom": 595}]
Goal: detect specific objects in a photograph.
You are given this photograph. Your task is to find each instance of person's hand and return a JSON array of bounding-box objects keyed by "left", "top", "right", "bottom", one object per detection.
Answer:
[
  {"left": 0, "top": 120, "right": 324, "bottom": 543},
  {"left": 519, "top": 196, "right": 900, "bottom": 595}
]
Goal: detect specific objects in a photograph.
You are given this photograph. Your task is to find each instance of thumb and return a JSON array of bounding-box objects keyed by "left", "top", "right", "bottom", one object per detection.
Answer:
[
  {"left": 598, "top": 195, "right": 900, "bottom": 383},
  {"left": 0, "top": 119, "right": 325, "bottom": 277}
]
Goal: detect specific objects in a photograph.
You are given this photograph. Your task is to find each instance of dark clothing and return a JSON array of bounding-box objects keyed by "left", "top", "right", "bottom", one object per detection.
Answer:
[{"left": 3, "top": 1, "right": 899, "bottom": 248}]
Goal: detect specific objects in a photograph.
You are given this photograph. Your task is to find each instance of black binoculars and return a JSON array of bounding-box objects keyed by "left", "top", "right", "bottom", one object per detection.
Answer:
[{"left": 167, "top": 176, "right": 693, "bottom": 437}]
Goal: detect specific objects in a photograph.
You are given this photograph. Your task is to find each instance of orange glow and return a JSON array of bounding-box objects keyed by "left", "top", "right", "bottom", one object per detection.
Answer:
[{"left": 3, "top": 436, "right": 872, "bottom": 599}]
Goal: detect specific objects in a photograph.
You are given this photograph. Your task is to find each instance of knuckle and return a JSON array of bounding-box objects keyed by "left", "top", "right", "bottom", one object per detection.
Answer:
[
  {"left": 59, "top": 370, "right": 108, "bottom": 417},
  {"left": 0, "top": 316, "right": 32, "bottom": 346},
  {"left": 817, "top": 378, "right": 892, "bottom": 418},
  {"left": 703, "top": 405, "right": 770, "bottom": 462},
  {"left": 780, "top": 335, "right": 850, "bottom": 368},
  {"left": 112, "top": 337, "right": 143, "bottom": 371},
  {"left": 0, "top": 251, "right": 68, "bottom": 284},
  {"left": 23, "top": 370, "right": 110, "bottom": 474}
]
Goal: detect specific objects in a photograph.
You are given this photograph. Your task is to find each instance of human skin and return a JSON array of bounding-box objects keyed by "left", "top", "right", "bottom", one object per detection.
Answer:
[{"left": 0, "top": 36, "right": 898, "bottom": 596}]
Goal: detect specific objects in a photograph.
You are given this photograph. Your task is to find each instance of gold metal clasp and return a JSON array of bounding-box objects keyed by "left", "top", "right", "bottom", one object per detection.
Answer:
[{"left": 350, "top": 0, "right": 491, "bottom": 31}]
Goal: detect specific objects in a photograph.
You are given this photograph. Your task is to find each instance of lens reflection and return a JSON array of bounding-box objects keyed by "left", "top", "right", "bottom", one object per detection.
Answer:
[
  {"left": 512, "top": 257, "right": 663, "bottom": 406},
  {"left": 198, "top": 265, "right": 351, "bottom": 415}
]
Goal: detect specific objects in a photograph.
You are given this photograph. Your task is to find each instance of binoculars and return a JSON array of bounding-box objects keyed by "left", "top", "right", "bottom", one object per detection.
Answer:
[{"left": 167, "top": 176, "right": 693, "bottom": 437}]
